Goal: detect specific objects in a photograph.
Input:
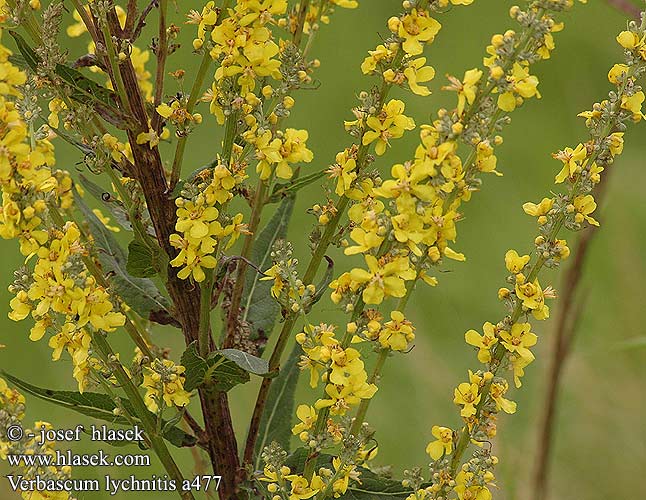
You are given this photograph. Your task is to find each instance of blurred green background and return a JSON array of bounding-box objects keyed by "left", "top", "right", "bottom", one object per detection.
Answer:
[{"left": 1, "top": 1, "right": 645, "bottom": 499}]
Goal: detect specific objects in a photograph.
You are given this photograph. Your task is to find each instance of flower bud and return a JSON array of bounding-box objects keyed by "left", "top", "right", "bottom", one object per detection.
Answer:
[{"left": 387, "top": 16, "right": 400, "bottom": 33}]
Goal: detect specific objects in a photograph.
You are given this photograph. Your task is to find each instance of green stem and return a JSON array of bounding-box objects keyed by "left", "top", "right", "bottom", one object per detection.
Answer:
[
  {"left": 98, "top": 14, "right": 132, "bottom": 116},
  {"left": 199, "top": 269, "right": 215, "bottom": 357},
  {"left": 169, "top": 50, "right": 213, "bottom": 190},
  {"left": 349, "top": 348, "right": 388, "bottom": 436}
]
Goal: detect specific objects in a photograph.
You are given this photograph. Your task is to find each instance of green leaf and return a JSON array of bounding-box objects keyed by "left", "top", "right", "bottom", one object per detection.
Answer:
[
  {"left": 339, "top": 469, "right": 413, "bottom": 499},
  {"left": 74, "top": 191, "right": 173, "bottom": 321},
  {"left": 180, "top": 344, "right": 270, "bottom": 393},
  {"left": 220, "top": 349, "right": 270, "bottom": 376},
  {"left": 204, "top": 352, "right": 251, "bottom": 392},
  {"left": 180, "top": 342, "right": 208, "bottom": 392},
  {"left": 127, "top": 240, "right": 157, "bottom": 278},
  {"left": 268, "top": 169, "right": 327, "bottom": 203},
  {"left": 7, "top": 31, "right": 40, "bottom": 69},
  {"left": 306, "top": 255, "right": 334, "bottom": 312},
  {"left": 1, "top": 370, "right": 132, "bottom": 424},
  {"left": 8, "top": 31, "right": 131, "bottom": 129},
  {"left": 614, "top": 336, "right": 646, "bottom": 350},
  {"left": 241, "top": 196, "right": 295, "bottom": 354},
  {"left": 0, "top": 371, "right": 198, "bottom": 449},
  {"left": 254, "top": 343, "right": 301, "bottom": 466}
]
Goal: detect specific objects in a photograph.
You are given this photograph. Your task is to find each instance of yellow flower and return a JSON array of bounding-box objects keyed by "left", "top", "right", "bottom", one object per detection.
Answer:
[
  {"left": 523, "top": 197, "right": 554, "bottom": 219},
  {"left": 608, "top": 63, "right": 629, "bottom": 84},
  {"left": 425, "top": 425, "right": 453, "bottom": 460},
  {"left": 187, "top": 1, "right": 218, "bottom": 48},
  {"left": 499, "top": 322, "right": 537, "bottom": 362},
  {"left": 361, "top": 44, "right": 394, "bottom": 75},
  {"left": 136, "top": 129, "right": 160, "bottom": 148},
  {"left": 378, "top": 311, "right": 415, "bottom": 351},
  {"left": 275, "top": 128, "right": 314, "bottom": 180},
  {"left": 616, "top": 30, "right": 642, "bottom": 50},
  {"left": 327, "top": 149, "right": 357, "bottom": 196},
  {"left": 490, "top": 379, "right": 516, "bottom": 414},
  {"left": 142, "top": 360, "right": 191, "bottom": 413},
  {"left": 292, "top": 405, "right": 317, "bottom": 438},
  {"left": 443, "top": 69, "right": 482, "bottom": 115},
  {"left": 497, "top": 63, "right": 540, "bottom": 112},
  {"left": 504, "top": 249, "right": 530, "bottom": 274},
  {"left": 572, "top": 194, "right": 599, "bottom": 226},
  {"left": 284, "top": 474, "right": 321, "bottom": 500},
  {"left": 362, "top": 99, "right": 415, "bottom": 156},
  {"left": 330, "top": 0, "right": 358, "bottom": 7},
  {"left": 453, "top": 380, "right": 481, "bottom": 418},
  {"left": 402, "top": 57, "right": 436, "bottom": 96},
  {"left": 391, "top": 9, "right": 442, "bottom": 56},
  {"left": 454, "top": 470, "right": 493, "bottom": 500},
  {"left": 553, "top": 143, "right": 587, "bottom": 183},
  {"left": 621, "top": 91, "right": 645, "bottom": 121},
  {"left": 235, "top": 0, "right": 288, "bottom": 27},
  {"left": 465, "top": 322, "right": 498, "bottom": 363},
  {"left": 349, "top": 255, "right": 416, "bottom": 305},
  {"left": 329, "top": 346, "right": 364, "bottom": 385},
  {"left": 515, "top": 278, "right": 549, "bottom": 320}
]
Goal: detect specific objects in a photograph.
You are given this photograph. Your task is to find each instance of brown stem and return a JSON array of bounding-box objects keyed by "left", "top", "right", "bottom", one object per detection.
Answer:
[
  {"left": 152, "top": 0, "right": 168, "bottom": 133},
  {"left": 125, "top": 0, "right": 137, "bottom": 37},
  {"left": 606, "top": 0, "right": 641, "bottom": 18},
  {"left": 199, "top": 390, "right": 242, "bottom": 500},
  {"left": 103, "top": 10, "right": 240, "bottom": 497},
  {"left": 531, "top": 173, "right": 611, "bottom": 500}
]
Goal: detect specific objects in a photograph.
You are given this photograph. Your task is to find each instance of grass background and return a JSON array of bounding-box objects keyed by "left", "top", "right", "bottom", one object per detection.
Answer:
[{"left": 1, "top": 1, "right": 645, "bottom": 499}]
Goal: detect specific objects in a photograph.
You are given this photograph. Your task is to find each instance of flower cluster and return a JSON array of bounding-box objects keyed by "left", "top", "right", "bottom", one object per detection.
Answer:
[
  {"left": 142, "top": 359, "right": 191, "bottom": 413},
  {"left": 9, "top": 222, "right": 126, "bottom": 391},
  {"left": 170, "top": 160, "right": 249, "bottom": 282}
]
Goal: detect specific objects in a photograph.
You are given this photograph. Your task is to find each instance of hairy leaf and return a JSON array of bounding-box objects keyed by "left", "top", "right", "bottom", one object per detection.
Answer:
[
  {"left": 204, "top": 352, "right": 251, "bottom": 392},
  {"left": 180, "top": 344, "right": 270, "bottom": 393},
  {"left": 180, "top": 342, "right": 208, "bottom": 392},
  {"left": 0, "top": 371, "right": 197, "bottom": 449},
  {"left": 75, "top": 191, "right": 172, "bottom": 320},
  {"left": 127, "top": 240, "right": 157, "bottom": 278},
  {"left": 219, "top": 349, "right": 270, "bottom": 376},
  {"left": 241, "top": 196, "right": 295, "bottom": 354}
]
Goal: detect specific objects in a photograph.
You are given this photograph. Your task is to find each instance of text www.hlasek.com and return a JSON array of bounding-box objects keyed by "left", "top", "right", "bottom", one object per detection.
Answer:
[{"left": 7, "top": 449, "right": 150, "bottom": 467}]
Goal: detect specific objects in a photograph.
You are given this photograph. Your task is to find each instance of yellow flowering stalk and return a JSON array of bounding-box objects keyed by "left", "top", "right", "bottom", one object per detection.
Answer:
[
  {"left": 251, "top": 0, "right": 478, "bottom": 484},
  {"left": 409, "top": 17, "right": 646, "bottom": 500}
]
